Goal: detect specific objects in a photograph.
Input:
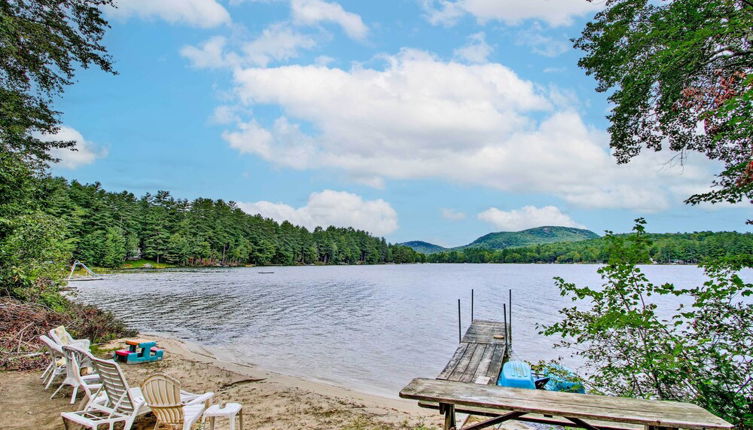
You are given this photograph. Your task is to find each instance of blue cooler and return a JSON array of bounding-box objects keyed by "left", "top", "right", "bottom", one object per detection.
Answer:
[{"left": 497, "top": 361, "right": 535, "bottom": 389}]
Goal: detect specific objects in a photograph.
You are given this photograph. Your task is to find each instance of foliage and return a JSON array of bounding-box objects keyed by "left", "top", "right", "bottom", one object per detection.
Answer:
[
  {"left": 576, "top": 0, "right": 753, "bottom": 213},
  {"left": 34, "top": 179, "right": 424, "bottom": 268},
  {"left": 0, "top": 212, "right": 71, "bottom": 305},
  {"left": 0, "top": 297, "right": 135, "bottom": 371},
  {"left": 0, "top": 0, "right": 115, "bottom": 167},
  {"left": 541, "top": 219, "right": 753, "bottom": 427},
  {"left": 426, "top": 230, "right": 753, "bottom": 264}
]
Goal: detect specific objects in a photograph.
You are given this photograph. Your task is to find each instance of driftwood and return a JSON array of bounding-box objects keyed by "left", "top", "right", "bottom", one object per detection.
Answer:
[{"left": 219, "top": 378, "right": 267, "bottom": 390}]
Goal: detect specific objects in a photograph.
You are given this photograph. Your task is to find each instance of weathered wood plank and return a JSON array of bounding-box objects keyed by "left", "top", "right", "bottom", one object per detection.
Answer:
[
  {"left": 460, "top": 344, "right": 492, "bottom": 382},
  {"left": 400, "top": 378, "right": 733, "bottom": 430},
  {"left": 449, "top": 344, "right": 479, "bottom": 382},
  {"left": 439, "top": 320, "right": 508, "bottom": 384},
  {"left": 476, "top": 344, "right": 505, "bottom": 384},
  {"left": 461, "top": 320, "right": 507, "bottom": 344},
  {"left": 417, "top": 401, "right": 644, "bottom": 430},
  {"left": 437, "top": 343, "right": 469, "bottom": 380},
  {"left": 488, "top": 344, "right": 507, "bottom": 382}
]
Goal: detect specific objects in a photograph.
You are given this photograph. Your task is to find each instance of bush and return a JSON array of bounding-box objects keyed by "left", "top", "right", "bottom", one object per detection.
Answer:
[
  {"left": 0, "top": 297, "right": 135, "bottom": 371},
  {"left": 541, "top": 219, "right": 753, "bottom": 428}
]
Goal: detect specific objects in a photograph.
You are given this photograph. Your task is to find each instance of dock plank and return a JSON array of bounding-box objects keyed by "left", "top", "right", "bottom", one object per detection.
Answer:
[
  {"left": 437, "top": 343, "right": 469, "bottom": 380},
  {"left": 453, "top": 344, "right": 488, "bottom": 383},
  {"left": 439, "top": 320, "right": 508, "bottom": 385},
  {"left": 461, "top": 320, "right": 507, "bottom": 344},
  {"left": 449, "top": 344, "right": 480, "bottom": 382},
  {"left": 401, "top": 378, "right": 733, "bottom": 430}
]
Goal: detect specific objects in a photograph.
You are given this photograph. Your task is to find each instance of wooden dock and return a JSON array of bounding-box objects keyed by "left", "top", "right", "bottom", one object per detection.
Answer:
[{"left": 436, "top": 320, "right": 508, "bottom": 385}]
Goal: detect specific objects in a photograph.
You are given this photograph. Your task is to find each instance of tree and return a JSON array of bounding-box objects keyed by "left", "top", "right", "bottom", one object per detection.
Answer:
[
  {"left": 576, "top": 0, "right": 753, "bottom": 215},
  {"left": 1, "top": 0, "right": 116, "bottom": 167},
  {"left": 541, "top": 220, "right": 753, "bottom": 427},
  {"left": 0, "top": 213, "right": 71, "bottom": 306}
]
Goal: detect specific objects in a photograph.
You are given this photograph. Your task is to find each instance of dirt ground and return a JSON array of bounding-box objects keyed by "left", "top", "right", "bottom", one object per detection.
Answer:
[{"left": 0, "top": 335, "right": 443, "bottom": 430}]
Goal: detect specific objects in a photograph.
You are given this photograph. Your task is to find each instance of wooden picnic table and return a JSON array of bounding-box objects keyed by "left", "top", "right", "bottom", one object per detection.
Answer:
[{"left": 400, "top": 378, "right": 733, "bottom": 430}]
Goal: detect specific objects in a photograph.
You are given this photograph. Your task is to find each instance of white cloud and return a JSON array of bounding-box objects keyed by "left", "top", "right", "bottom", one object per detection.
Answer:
[
  {"left": 107, "top": 0, "right": 230, "bottom": 28},
  {"left": 516, "top": 24, "right": 570, "bottom": 57},
  {"left": 291, "top": 0, "right": 368, "bottom": 39},
  {"left": 453, "top": 32, "right": 493, "bottom": 63},
  {"left": 41, "top": 126, "right": 107, "bottom": 169},
  {"left": 478, "top": 206, "right": 585, "bottom": 231},
  {"left": 181, "top": 24, "right": 317, "bottom": 69},
  {"left": 242, "top": 23, "right": 317, "bottom": 66},
  {"left": 222, "top": 49, "right": 720, "bottom": 212},
  {"left": 442, "top": 208, "right": 467, "bottom": 221},
  {"left": 422, "top": 0, "right": 601, "bottom": 27},
  {"left": 238, "top": 190, "right": 398, "bottom": 235},
  {"left": 181, "top": 36, "right": 232, "bottom": 69}
]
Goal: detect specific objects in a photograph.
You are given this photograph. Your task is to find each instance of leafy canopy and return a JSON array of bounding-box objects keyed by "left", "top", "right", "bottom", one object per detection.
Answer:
[
  {"left": 576, "top": 0, "right": 753, "bottom": 213},
  {"left": 0, "top": 0, "right": 115, "bottom": 167}
]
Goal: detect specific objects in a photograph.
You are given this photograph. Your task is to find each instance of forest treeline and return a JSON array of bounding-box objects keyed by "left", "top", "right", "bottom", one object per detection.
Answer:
[
  {"left": 42, "top": 179, "right": 424, "bottom": 268},
  {"left": 426, "top": 232, "right": 753, "bottom": 264}
]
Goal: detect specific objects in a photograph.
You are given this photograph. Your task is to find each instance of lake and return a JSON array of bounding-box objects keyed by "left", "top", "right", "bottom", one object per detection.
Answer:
[{"left": 71, "top": 263, "right": 730, "bottom": 397}]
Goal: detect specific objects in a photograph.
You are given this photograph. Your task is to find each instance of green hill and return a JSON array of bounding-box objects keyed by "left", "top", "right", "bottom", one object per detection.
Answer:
[
  {"left": 399, "top": 241, "right": 447, "bottom": 254},
  {"left": 463, "top": 226, "right": 600, "bottom": 250}
]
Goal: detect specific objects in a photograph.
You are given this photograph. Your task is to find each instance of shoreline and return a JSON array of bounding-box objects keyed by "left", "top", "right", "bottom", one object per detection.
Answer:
[
  {"left": 71, "top": 261, "right": 702, "bottom": 277},
  {"left": 0, "top": 333, "right": 441, "bottom": 430},
  {"left": 143, "top": 333, "right": 423, "bottom": 410}
]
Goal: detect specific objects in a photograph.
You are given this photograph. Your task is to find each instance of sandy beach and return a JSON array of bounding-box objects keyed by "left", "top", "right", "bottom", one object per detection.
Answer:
[{"left": 0, "top": 334, "right": 443, "bottom": 429}]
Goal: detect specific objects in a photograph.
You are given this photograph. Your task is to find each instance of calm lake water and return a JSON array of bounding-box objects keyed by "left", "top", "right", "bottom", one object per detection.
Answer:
[{"left": 71, "top": 264, "right": 741, "bottom": 397}]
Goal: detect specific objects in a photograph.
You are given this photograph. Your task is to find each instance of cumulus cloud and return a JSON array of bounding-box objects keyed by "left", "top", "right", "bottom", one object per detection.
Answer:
[
  {"left": 442, "top": 208, "right": 467, "bottom": 221},
  {"left": 478, "top": 205, "right": 585, "bottom": 231},
  {"left": 238, "top": 190, "right": 398, "bottom": 235},
  {"left": 422, "top": 0, "right": 601, "bottom": 27},
  {"left": 453, "top": 32, "right": 493, "bottom": 63},
  {"left": 221, "top": 49, "right": 720, "bottom": 212},
  {"left": 181, "top": 24, "right": 316, "bottom": 69},
  {"left": 107, "top": 0, "right": 230, "bottom": 28},
  {"left": 291, "top": 0, "right": 368, "bottom": 39},
  {"left": 41, "top": 126, "right": 107, "bottom": 169}
]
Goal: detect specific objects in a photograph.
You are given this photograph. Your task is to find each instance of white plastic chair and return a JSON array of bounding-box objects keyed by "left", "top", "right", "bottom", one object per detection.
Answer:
[
  {"left": 39, "top": 335, "right": 67, "bottom": 389},
  {"left": 61, "top": 352, "right": 206, "bottom": 430},
  {"left": 141, "top": 373, "right": 214, "bottom": 430},
  {"left": 50, "top": 325, "right": 91, "bottom": 351},
  {"left": 52, "top": 345, "right": 101, "bottom": 405},
  {"left": 61, "top": 353, "right": 149, "bottom": 430}
]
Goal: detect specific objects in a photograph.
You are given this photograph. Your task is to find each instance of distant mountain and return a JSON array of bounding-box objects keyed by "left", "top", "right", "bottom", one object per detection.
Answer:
[
  {"left": 463, "top": 226, "right": 599, "bottom": 250},
  {"left": 403, "top": 226, "right": 600, "bottom": 254},
  {"left": 399, "top": 241, "right": 447, "bottom": 254}
]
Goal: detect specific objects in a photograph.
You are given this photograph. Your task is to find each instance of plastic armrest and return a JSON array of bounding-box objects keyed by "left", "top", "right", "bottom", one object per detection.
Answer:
[{"left": 184, "top": 392, "right": 214, "bottom": 406}]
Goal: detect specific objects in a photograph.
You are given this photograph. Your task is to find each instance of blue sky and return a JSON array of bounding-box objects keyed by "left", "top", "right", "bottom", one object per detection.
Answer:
[{"left": 48, "top": 0, "right": 751, "bottom": 247}]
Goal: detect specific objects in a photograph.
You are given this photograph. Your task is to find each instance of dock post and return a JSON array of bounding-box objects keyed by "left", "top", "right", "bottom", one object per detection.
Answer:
[
  {"left": 471, "top": 289, "right": 474, "bottom": 322},
  {"left": 502, "top": 304, "right": 508, "bottom": 351},
  {"left": 457, "top": 299, "right": 462, "bottom": 343}
]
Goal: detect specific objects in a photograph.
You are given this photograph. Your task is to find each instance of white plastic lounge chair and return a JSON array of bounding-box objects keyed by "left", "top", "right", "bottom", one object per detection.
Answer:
[
  {"left": 52, "top": 346, "right": 101, "bottom": 405},
  {"left": 141, "top": 373, "right": 214, "bottom": 430},
  {"left": 39, "top": 335, "right": 66, "bottom": 389},
  {"left": 50, "top": 325, "right": 91, "bottom": 351},
  {"left": 61, "top": 353, "right": 149, "bottom": 430}
]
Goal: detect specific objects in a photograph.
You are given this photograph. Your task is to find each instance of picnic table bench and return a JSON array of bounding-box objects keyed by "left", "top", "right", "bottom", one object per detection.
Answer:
[{"left": 400, "top": 378, "right": 733, "bottom": 430}]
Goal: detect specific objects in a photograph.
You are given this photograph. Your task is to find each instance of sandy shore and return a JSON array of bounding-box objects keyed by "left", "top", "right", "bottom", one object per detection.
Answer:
[{"left": 0, "top": 334, "right": 443, "bottom": 429}]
